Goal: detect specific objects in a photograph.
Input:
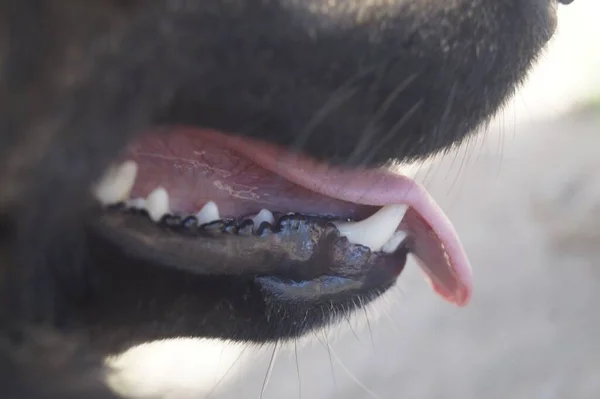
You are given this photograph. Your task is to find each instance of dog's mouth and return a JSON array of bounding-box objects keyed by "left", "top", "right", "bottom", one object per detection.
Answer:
[{"left": 90, "top": 127, "right": 472, "bottom": 306}]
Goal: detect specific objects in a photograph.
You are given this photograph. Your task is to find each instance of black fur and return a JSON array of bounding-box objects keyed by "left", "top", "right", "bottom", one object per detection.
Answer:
[{"left": 0, "top": 0, "right": 561, "bottom": 396}]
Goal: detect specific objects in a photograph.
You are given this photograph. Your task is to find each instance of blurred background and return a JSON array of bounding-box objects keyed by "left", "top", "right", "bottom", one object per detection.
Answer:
[{"left": 107, "top": 2, "right": 600, "bottom": 398}]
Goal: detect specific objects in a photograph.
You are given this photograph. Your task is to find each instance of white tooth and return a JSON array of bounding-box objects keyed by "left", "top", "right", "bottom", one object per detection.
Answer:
[
  {"left": 333, "top": 204, "right": 408, "bottom": 252},
  {"left": 127, "top": 197, "right": 146, "bottom": 210},
  {"left": 196, "top": 201, "right": 220, "bottom": 225},
  {"left": 381, "top": 230, "right": 408, "bottom": 254},
  {"left": 252, "top": 209, "right": 275, "bottom": 228},
  {"left": 93, "top": 161, "right": 138, "bottom": 205},
  {"left": 146, "top": 187, "right": 170, "bottom": 221}
]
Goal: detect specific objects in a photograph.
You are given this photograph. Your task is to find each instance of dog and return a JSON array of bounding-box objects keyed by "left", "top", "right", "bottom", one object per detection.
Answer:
[{"left": 0, "top": 0, "right": 572, "bottom": 397}]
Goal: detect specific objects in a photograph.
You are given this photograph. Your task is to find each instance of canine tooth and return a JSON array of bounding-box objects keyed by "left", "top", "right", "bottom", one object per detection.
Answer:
[
  {"left": 252, "top": 209, "right": 275, "bottom": 227},
  {"left": 333, "top": 204, "right": 408, "bottom": 252},
  {"left": 146, "top": 187, "right": 170, "bottom": 221},
  {"left": 93, "top": 161, "right": 138, "bottom": 205},
  {"left": 381, "top": 230, "right": 408, "bottom": 254},
  {"left": 196, "top": 201, "right": 220, "bottom": 224}
]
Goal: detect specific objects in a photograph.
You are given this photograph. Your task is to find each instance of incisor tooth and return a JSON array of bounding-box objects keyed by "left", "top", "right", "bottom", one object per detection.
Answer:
[
  {"left": 93, "top": 161, "right": 138, "bottom": 205},
  {"left": 333, "top": 204, "right": 408, "bottom": 252},
  {"left": 196, "top": 201, "right": 220, "bottom": 225},
  {"left": 146, "top": 187, "right": 170, "bottom": 221},
  {"left": 252, "top": 209, "right": 274, "bottom": 228}
]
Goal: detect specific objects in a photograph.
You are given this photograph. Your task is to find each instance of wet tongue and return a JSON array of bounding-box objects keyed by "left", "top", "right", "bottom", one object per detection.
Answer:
[
  {"left": 403, "top": 209, "right": 470, "bottom": 306},
  {"left": 207, "top": 130, "right": 474, "bottom": 306}
]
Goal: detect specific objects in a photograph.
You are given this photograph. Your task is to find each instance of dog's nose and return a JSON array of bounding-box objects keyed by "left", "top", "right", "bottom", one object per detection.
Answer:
[{"left": 557, "top": 0, "right": 574, "bottom": 4}]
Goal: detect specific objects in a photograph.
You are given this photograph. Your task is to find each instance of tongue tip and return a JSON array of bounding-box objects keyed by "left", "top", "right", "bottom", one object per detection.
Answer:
[
  {"left": 416, "top": 255, "right": 473, "bottom": 307},
  {"left": 451, "top": 288, "right": 472, "bottom": 307},
  {"left": 432, "top": 280, "right": 473, "bottom": 307}
]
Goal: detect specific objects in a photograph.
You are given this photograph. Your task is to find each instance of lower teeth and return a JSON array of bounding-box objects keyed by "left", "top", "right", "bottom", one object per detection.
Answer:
[
  {"left": 94, "top": 160, "right": 409, "bottom": 254},
  {"left": 106, "top": 198, "right": 409, "bottom": 254}
]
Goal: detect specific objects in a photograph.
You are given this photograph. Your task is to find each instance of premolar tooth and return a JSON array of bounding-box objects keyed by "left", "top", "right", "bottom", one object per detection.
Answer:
[
  {"left": 252, "top": 209, "right": 274, "bottom": 228},
  {"left": 146, "top": 187, "right": 170, "bottom": 221},
  {"left": 196, "top": 201, "right": 220, "bottom": 225},
  {"left": 333, "top": 204, "right": 408, "bottom": 252},
  {"left": 93, "top": 161, "right": 138, "bottom": 205},
  {"left": 382, "top": 230, "right": 408, "bottom": 254}
]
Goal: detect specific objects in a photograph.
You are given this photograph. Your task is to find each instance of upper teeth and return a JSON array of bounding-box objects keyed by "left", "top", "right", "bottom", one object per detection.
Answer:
[
  {"left": 93, "top": 161, "right": 138, "bottom": 206},
  {"left": 333, "top": 204, "right": 408, "bottom": 252}
]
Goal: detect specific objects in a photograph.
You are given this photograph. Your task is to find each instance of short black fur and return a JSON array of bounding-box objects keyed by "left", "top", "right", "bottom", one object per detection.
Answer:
[{"left": 0, "top": 0, "right": 561, "bottom": 396}]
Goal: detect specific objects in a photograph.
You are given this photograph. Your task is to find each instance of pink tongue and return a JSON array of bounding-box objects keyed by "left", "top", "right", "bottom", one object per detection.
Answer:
[
  {"left": 132, "top": 128, "right": 473, "bottom": 306},
  {"left": 206, "top": 130, "right": 473, "bottom": 306}
]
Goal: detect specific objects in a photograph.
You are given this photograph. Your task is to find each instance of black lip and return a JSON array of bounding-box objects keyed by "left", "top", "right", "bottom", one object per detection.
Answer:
[{"left": 90, "top": 206, "right": 408, "bottom": 291}]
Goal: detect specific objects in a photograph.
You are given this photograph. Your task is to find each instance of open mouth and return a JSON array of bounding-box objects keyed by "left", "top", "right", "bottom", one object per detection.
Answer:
[{"left": 90, "top": 127, "right": 473, "bottom": 306}]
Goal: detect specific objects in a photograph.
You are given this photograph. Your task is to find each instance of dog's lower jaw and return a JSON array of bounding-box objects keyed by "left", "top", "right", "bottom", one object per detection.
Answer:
[{"left": 62, "top": 232, "right": 395, "bottom": 355}]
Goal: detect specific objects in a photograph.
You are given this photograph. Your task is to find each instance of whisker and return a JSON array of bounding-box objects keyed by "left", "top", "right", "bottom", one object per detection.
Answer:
[
  {"left": 447, "top": 135, "right": 471, "bottom": 198},
  {"left": 314, "top": 331, "right": 339, "bottom": 392},
  {"left": 289, "top": 63, "right": 385, "bottom": 156},
  {"left": 258, "top": 342, "right": 279, "bottom": 399},
  {"left": 344, "top": 311, "right": 363, "bottom": 346},
  {"left": 294, "top": 340, "right": 302, "bottom": 399},
  {"left": 328, "top": 345, "right": 383, "bottom": 399},
  {"left": 206, "top": 344, "right": 248, "bottom": 398},
  {"left": 358, "top": 99, "right": 424, "bottom": 167},
  {"left": 358, "top": 297, "right": 376, "bottom": 351},
  {"left": 347, "top": 73, "right": 419, "bottom": 166}
]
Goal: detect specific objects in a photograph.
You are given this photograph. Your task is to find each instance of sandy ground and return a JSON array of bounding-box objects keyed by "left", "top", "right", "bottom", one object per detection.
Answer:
[{"left": 107, "top": 3, "right": 600, "bottom": 398}]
